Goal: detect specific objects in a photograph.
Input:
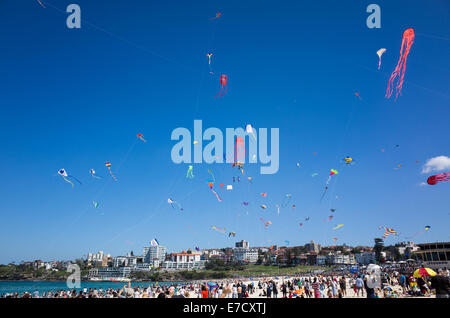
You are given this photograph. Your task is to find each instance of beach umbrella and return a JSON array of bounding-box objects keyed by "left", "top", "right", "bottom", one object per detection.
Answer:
[
  {"left": 207, "top": 282, "right": 218, "bottom": 289},
  {"left": 413, "top": 267, "right": 437, "bottom": 278}
]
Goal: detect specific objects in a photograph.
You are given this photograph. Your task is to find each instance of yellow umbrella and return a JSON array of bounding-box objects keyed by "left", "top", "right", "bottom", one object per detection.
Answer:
[{"left": 413, "top": 267, "right": 437, "bottom": 278}]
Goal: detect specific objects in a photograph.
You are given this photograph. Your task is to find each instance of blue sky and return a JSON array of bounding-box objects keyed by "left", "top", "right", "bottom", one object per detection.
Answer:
[{"left": 0, "top": 0, "right": 449, "bottom": 264}]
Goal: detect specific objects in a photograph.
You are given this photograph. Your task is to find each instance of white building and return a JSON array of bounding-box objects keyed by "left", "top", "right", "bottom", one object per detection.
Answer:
[
  {"left": 327, "top": 253, "right": 356, "bottom": 265},
  {"left": 171, "top": 251, "right": 201, "bottom": 263},
  {"left": 160, "top": 250, "right": 205, "bottom": 270},
  {"left": 233, "top": 248, "right": 259, "bottom": 263},
  {"left": 355, "top": 252, "right": 376, "bottom": 265},
  {"left": 143, "top": 245, "right": 167, "bottom": 263}
]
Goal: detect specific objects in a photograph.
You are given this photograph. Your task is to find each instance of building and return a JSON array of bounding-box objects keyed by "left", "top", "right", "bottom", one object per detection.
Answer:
[
  {"left": 88, "top": 267, "right": 131, "bottom": 280},
  {"left": 305, "top": 240, "right": 321, "bottom": 254},
  {"left": 355, "top": 252, "right": 376, "bottom": 265},
  {"left": 161, "top": 260, "right": 206, "bottom": 270},
  {"left": 143, "top": 245, "right": 167, "bottom": 263},
  {"left": 327, "top": 253, "right": 356, "bottom": 265},
  {"left": 170, "top": 250, "right": 201, "bottom": 263},
  {"left": 235, "top": 240, "right": 250, "bottom": 249},
  {"left": 233, "top": 248, "right": 259, "bottom": 263},
  {"left": 316, "top": 255, "right": 327, "bottom": 265},
  {"left": 414, "top": 242, "right": 450, "bottom": 270}
]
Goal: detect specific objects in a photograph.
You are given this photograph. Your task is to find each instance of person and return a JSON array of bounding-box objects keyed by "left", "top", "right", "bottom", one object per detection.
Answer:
[
  {"left": 355, "top": 276, "right": 364, "bottom": 297},
  {"left": 201, "top": 286, "right": 209, "bottom": 298},
  {"left": 399, "top": 273, "right": 407, "bottom": 294},
  {"left": 417, "top": 276, "right": 428, "bottom": 296},
  {"left": 273, "top": 283, "right": 278, "bottom": 298},
  {"left": 339, "top": 277, "right": 346, "bottom": 297},
  {"left": 311, "top": 277, "right": 320, "bottom": 298},
  {"left": 232, "top": 284, "right": 238, "bottom": 298},
  {"left": 430, "top": 271, "right": 450, "bottom": 298}
]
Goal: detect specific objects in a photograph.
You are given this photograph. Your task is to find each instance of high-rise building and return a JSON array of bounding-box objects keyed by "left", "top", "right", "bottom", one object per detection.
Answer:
[
  {"left": 143, "top": 245, "right": 167, "bottom": 263},
  {"left": 235, "top": 240, "right": 250, "bottom": 249}
]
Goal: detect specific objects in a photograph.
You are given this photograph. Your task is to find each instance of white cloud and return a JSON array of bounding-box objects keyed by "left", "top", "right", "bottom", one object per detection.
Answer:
[{"left": 422, "top": 156, "right": 450, "bottom": 174}]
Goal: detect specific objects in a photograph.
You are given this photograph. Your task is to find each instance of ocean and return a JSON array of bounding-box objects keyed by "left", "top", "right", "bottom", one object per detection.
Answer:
[{"left": 0, "top": 280, "right": 186, "bottom": 295}]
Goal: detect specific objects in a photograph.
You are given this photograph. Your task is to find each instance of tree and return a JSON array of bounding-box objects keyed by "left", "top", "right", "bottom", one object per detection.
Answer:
[{"left": 374, "top": 238, "right": 384, "bottom": 263}]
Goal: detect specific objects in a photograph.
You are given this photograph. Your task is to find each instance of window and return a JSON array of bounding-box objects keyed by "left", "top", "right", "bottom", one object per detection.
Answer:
[
  {"left": 446, "top": 252, "right": 450, "bottom": 261},
  {"left": 426, "top": 253, "right": 431, "bottom": 261},
  {"left": 432, "top": 252, "right": 439, "bottom": 261},
  {"left": 438, "top": 252, "right": 446, "bottom": 261}
]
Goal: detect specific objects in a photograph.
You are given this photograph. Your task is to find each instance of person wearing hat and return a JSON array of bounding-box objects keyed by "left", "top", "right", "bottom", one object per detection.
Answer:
[{"left": 430, "top": 270, "right": 450, "bottom": 298}]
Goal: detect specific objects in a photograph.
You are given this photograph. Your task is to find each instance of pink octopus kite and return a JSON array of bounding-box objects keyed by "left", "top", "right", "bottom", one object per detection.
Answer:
[
  {"left": 386, "top": 28, "right": 415, "bottom": 100},
  {"left": 215, "top": 74, "right": 228, "bottom": 98},
  {"left": 427, "top": 173, "right": 450, "bottom": 185}
]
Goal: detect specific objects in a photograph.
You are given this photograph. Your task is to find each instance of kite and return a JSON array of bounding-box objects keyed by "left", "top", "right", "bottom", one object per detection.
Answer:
[
  {"left": 284, "top": 240, "right": 290, "bottom": 246},
  {"left": 206, "top": 53, "right": 214, "bottom": 74},
  {"left": 89, "top": 169, "right": 102, "bottom": 179},
  {"left": 219, "top": 183, "right": 224, "bottom": 190},
  {"left": 333, "top": 238, "right": 338, "bottom": 242},
  {"left": 355, "top": 93, "right": 362, "bottom": 100},
  {"left": 137, "top": 134, "right": 147, "bottom": 142},
  {"left": 261, "top": 193, "right": 267, "bottom": 197},
  {"left": 377, "top": 48, "right": 386, "bottom": 70},
  {"left": 211, "top": 226, "right": 226, "bottom": 233},
  {"left": 242, "top": 202, "right": 249, "bottom": 206},
  {"left": 93, "top": 201, "right": 99, "bottom": 208},
  {"left": 228, "top": 232, "right": 236, "bottom": 237},
  {"left": 150, "top": 238, "right": 160, "bottom": 246},
  {"left": 328, "top": 215, "right": 334, "bottom": 221},
  {"left": 246, "top": 124, "right": 257, "bottom": 140},
  {"left": 380, "top": 226, "right": 398, "bottom": 239},
  {"left": 386, "top": 28, "right": 415, "bottom": 100},
  {"left": 57, "top": 169, "right": 82, "bottom": 187},
  {"left": 215, "top": 74, "right": 227, "bottom": 98},
  {"left": 248, "top": 177, "right": 253, "bottom": 183},
  {"left": 312, "top": 173, "right": 318, "bottom": 177},
  {"left": 343, "top": 157, "right": 354, "bottom": 165},
  {"left": 299, "top": 223, "right": 303, "bottom": 227},
  {"left": 296, "top": 162, "right": 301, "bottom": 167},
  {"left": 168, "top": 198, "right": 183, "bottom": 211},
  {"left": 209, "top": 12, "right": 221, "bottom": 20},
  {"left": 195, "top": 247, "right": 200, "bottom": 251},
  {"left": 193, "top": 141, "right": 198, "bottom": 144},
  {"left": 321, "top": 169, "right": 338, "bottom": 201},
  {"left": 186, "top": 165, "right": 194, "bottom": 179},
  {"left": 333, "top": 224, "right": 344, "bottom": 230},
  {"left": 427, "top": 173, "right": 450, "bottom": 185},
  {"left": 226, "top": 185, "right": 232, "bottom": 190},
  {"left": 305, "top": 217, "right": 310, "bottom": 221},
  {"left": 260, "top": 218, "right": 272, "bottom": 229},
  {"left": 233, "top": 176, "right": 240, "bottom": 183},
  {"left": 330, "top": 209, "right": 336, "bottom": 213},
  {"left": 292, "top": 204, "right": 296, "bottom": 209},
  {"left": 105, "top": 162, "right": 118, "bottom": 182},
  {"left": 408, "top": 226, "right": 431, "bottom": 239},
  {"left": 37, "top": 0, "right": 45, "bottom": 8},
  {"left": 260, "top": 204, "right": 267, "bottom": 210}
]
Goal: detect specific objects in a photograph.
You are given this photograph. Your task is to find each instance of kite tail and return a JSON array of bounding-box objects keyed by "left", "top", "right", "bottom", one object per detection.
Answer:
[
  {"left": 218, "top": 85, "right": 228, "bottom": 98},
  {"left": 70, "top": 176, "right": 83, "bottom": 185},
  {"left": 37, "top": 0, "right": 46, "bottom": 8},
  {"left": 63, "top": 176, "right": 74, "bottom": 188},
  {"left": 108, "top": 168, "right": 118, "bottom": 182},
  {"left": 210, "top": 189, "right": 222, "bottom": 202},
  {"left": 378, "top": 58, "right": 381, "bottom": 70},
  {"left": 214, "top": 85, "right": 223, "bottom": 98}
]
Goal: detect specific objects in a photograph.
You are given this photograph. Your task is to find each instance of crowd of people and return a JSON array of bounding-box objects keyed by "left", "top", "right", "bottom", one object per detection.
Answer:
[{"left": 2, "top": 267, "right": 449, "bottom": 298}]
